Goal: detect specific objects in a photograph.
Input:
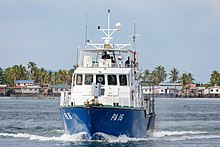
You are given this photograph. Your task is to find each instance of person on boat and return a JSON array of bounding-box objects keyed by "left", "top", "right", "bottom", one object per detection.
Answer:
[
  {"left": 125, "top": 56, "right": 130, "bottom": 67},
  {"left": 110, "top": 56, "right": 116, "bottom": 67},
  {"left": 102, "top": 51, "right": 110, "bottom": 59},
  {"left": 110, "top": 56, "right": 115, "bottom": 63}
]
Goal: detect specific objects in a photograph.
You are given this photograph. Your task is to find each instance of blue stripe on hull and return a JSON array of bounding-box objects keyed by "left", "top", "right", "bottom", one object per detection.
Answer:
[{"left": 59, "top": 106, "right": 155, "bottom": 139}]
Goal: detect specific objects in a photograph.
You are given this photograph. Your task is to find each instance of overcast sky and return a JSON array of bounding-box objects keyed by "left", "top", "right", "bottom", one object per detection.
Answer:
[{"left": 0, "top": 0, "right": 220, "bottom": 83}]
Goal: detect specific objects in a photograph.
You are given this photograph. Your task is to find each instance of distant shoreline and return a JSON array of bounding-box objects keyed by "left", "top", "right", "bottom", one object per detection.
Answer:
[
  {"left": 1, "top": 96, "right": 220, "bottom": 100},
  {"left": 0, "top": 96, "right": 60, "bottom": 99}
]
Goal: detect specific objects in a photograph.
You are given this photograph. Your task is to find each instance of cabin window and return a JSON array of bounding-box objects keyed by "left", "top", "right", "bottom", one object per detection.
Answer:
[
  {"left": 108, "top": 75, "right": 117, "bottom": 85},
  {"left": 85, "top": 74, "right": 93, "bottom": 85},
  {"left": 76, "top": 74, "right": 82, "bottom": 85},
  {"left": 119, "top": 75, "right": 127, "bottom": 86},
  {"left": 96, "top": 74, "right": 105, "bottom": 85}
]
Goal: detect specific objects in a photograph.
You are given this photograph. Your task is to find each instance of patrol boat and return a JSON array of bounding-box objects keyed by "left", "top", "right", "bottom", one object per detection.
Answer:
[{"left": 59, "top": 9, "right": 156, "bottom": 140}]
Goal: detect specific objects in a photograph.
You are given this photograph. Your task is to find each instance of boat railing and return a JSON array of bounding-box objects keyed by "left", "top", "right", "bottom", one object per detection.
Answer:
[
  {"left": 83, "top": 63, "right": 124, "bottom": 68},
  {"left": 81, "top": 59, "right": 132, "bottom": 68},
  {"left": 60, "top": 91, "right": 72, "bottom": 107}
]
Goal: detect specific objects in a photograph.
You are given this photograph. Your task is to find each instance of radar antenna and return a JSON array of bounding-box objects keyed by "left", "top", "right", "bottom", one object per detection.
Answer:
[
  {"left": 87, "top": 9, "right": 130, "bottom": 50},
  {"left": 97, "top": 9, "right": 121, "bottom": 44}
]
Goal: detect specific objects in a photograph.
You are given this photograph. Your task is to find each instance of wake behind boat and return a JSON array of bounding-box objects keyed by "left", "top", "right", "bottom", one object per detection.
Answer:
[{"left": 59, "top": 9, "right": 156, "bottom": 140}]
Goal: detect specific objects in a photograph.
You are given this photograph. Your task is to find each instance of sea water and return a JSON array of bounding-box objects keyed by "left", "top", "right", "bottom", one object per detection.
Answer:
[{"left": 0, "top": 97, "right": 220, "bottom": 147}]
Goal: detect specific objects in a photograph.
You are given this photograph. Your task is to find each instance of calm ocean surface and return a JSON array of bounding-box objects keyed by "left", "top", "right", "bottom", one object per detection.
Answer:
[{"left": 0, "top": 97, "right": 220, "bottom": 147}]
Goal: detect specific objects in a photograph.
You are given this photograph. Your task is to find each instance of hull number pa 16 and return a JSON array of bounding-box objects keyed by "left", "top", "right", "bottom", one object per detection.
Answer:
[{"left": 111, "top": 114, "right": 124, "bottom": 121}]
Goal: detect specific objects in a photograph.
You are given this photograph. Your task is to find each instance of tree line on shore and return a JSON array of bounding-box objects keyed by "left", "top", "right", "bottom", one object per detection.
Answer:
[
  {"left": 0, "top": 62, "right": 76, "bottom": 86},
  {"left": 140, "top": 65, "right": 220, "bottom": 88},
  {"left": 0, "top": 62, "right": 219, "bottom": 87}
]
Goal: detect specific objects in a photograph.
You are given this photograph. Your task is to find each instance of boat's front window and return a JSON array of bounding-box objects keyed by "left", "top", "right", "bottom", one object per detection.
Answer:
[
  {"left": 85, "top": 74, "right": 93, "bottom": 85},
  {"left": 119, "top": 75, "right": 127, "bottom": 86},
  {"left": 96, "top": 74, "right": 105, "bottom": 85},
  {"left": 108, "top": 75, "right": 117, "bottom": 85},
  {"left": 76, "top": 74, "right": 82, "bottom": 85}
]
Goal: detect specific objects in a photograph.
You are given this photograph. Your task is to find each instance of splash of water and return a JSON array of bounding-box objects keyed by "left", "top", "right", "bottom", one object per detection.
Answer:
[
  {"left": 1, "top": 130, "right": 220, "bottom": 143},
  {"left": 153, "top": 130, "right": 207, "bottom": 138},
  {"left": 0, "top": 132, "right": 88, "bottom": 142},
  {"left": 151, "top": 130, "right": 220, "bottom": 141}
]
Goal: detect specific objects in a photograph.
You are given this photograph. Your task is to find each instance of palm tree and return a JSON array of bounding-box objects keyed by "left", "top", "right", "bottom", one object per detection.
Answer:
[
  {"left": 142, "top": 69, "right": 151, "bottom": 82},
  {"left": 210, "top": 70, "right": 220, "bottom": 86},
  {"left": 27, "top": 61, "right": 37, "bottom": 80},
  {"left": 16, "top": 65, "right": 28, "bottom": 80},
  {"left": 4, "top": 67, "right": 15, "bottom": 86},
  {"left": 0, "top": 67, "right": 4, "bottom": 84},
  {"left": 169, "top": 68, "right": 179, "bottom": 83},
  {"left": 4, "top": 65, "right": 27, "bottom": 86},
  {"left": 55, "top": 70, "right": 70, "bottom": 84},
  {"left": 39, "top": 68, "right": 47, "bottom": 85},
  {"left": 34, "top": 68, "right": 48, "bottom": 85},
  {"left": 68, "top": 68, "right": 75, "bottom": 84},
  {"left": 179, "top": 72, "right": 194, "bottom": 88},
  {"left": 47, "top": 70, "right": 54, "bottom": 84},
  {"left": 151, "top": 65, "right": 167, "bottom": 85},
  {"left": 151, "top": 70, "right": 160, "bottom": 85},
  {"left": 188, "top": 73, "right": 194, "bottom": 83}
]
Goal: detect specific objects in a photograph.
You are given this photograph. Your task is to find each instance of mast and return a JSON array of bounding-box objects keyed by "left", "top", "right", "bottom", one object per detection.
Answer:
[
  {"left": 107, "top": 9, "right": 110, "bottom": 38},
  {"left": 133, "top": 20, "right": 137, "bottom": 68},
  {"left": 87, "top": 9, "right": 130, "bottom": 50},
  {"left": 85, "top": 13, "right": 88, "bottom": 47}
]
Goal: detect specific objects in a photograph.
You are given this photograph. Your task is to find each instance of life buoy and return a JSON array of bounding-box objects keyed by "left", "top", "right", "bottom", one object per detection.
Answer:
[{"left": 97, "top": 76, "right": 104, "bottom": 83}]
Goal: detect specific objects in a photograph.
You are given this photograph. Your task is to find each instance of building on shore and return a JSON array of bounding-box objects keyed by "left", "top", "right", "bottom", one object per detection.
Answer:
[
  {"left": 10, "top": 80, "right": 41, "bottom": 97},
  {"left": 15, "top": 80, "right": 34, "bottom": 86},
  {"left": 49, "top": 84, "right": 70, "bottom": 97},
  {"left": 0, "top": 85, "right": 7, "bottom": 96},
  {"left": 142, "top": 82, "right": 220, "bottom": 98},
  {"left": 142, "top": 82, "right": 182, "bottom": 97},
  {"left": 204, "top": 85, "right": 220, "bottom": 97}
]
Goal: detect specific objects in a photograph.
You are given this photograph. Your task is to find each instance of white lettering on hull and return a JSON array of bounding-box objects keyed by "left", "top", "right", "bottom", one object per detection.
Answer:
[
  {"left": 64, "top": 112, "right": 73, "bottom": 120},
  {"left": 111, "top": 114, "right": 124, "bottom": 121}
]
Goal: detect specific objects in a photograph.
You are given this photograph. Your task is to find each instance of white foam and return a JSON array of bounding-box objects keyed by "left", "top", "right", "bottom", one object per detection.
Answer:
[
  {"left": 1, "top": 130, "right": 219, "bottom": 143},
  {"left": 91, "top": 132, "right": 149, "bottom": 143},
  {"left": 153, "top": 130, "right": 207, "bottom": 138},
  {"left": 151, "top": 130, "right": 220, "bottom": 141},
  {"left": 0, "top": 132, "right": 89, "bottom": 142},
  {"left": 0, "top": 132, "right": 150, "bottom": 143},
  {"left": 92, "top": 133, "right": 129, "bottom": 143},
  {"left": 51, "top": 129, "right": 65, "bottom": 133},
  {"left": 167, "top": 134, "right": 220, "bottom": 141}
]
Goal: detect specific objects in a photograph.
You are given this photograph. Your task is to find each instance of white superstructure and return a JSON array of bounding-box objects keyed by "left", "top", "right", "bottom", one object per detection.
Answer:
[{"left": 60, "top": 9, "right": 146, "bottom": 109}]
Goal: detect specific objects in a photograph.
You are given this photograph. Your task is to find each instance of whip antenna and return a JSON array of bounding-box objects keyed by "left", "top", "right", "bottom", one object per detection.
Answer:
[{"left": 85, "top": 13, "right": 89, "bottom": 47}]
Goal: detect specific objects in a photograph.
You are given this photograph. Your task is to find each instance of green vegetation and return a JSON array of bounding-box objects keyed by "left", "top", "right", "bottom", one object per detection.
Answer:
[
  {"left": 210, "top": 70, "right": 220, "bottom": 86},
  {"left": 178, "top": 73, "right": 194, "bottom": 86},
  {"left": 0, "top": 67, "right": 4, "bottom": 84},
  {"left": 141, "top": 65, "right": 195, "bottom": 86},
  {"left": 141, "top": 66, "right": 167, "bottom": 85},
  {"left": 169, "top": 68, "right": 179, "bottom": 83},
  {"left": 1, "top": 62, "right": 75, "bottom": 86},
  {"left": 0, "top": 62, "right": 220, "bottom": 87}
]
